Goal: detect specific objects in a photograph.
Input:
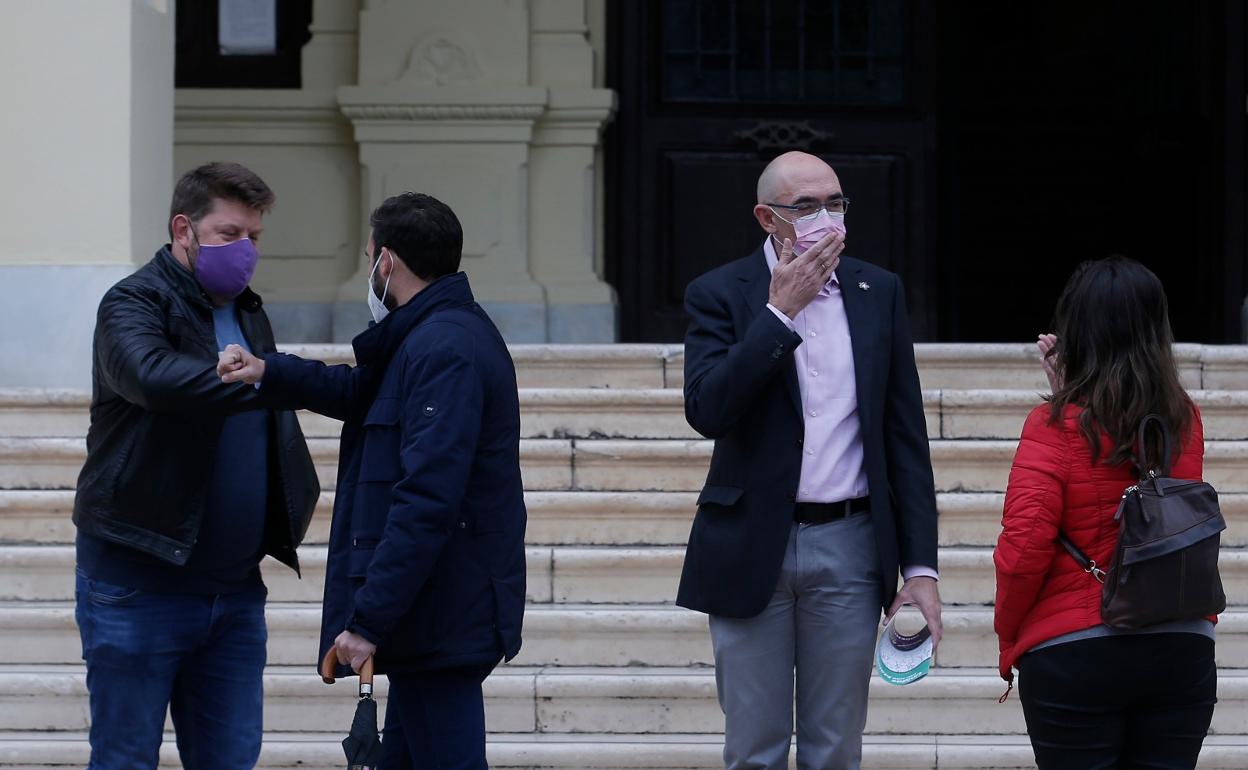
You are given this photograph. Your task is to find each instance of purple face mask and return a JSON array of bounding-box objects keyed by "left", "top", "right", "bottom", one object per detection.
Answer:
[{"left": 193, "top": 236, "right": 258, "bottom": 299}]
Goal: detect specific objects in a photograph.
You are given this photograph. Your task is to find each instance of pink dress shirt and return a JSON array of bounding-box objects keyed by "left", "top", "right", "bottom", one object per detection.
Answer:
[{"left": 762, "top": 238, "right": 938, "bottom": 582}]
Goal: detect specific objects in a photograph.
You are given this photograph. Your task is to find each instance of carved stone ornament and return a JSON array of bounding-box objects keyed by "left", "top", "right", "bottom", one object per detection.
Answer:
[
  {"left": 399, "top": 36, "right": 482, "bottom": 86},
  {"left": 734, "top": 121, "right": 835, "bottom": 152}
]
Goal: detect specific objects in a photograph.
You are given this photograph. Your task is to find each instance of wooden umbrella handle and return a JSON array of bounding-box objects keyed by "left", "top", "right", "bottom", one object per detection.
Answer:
[{"left": 320, "top": 645, "right": 375, "bottom": 690}]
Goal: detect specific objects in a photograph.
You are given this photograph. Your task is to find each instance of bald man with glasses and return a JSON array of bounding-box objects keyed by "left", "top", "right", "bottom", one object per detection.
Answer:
[{"left": 677, "top": 151, "right": 942, "bottom": 770}]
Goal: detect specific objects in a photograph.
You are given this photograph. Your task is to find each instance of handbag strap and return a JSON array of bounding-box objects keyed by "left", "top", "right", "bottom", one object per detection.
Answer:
[
  {"left": 1057, "top": 531, "right": 1107, "bottom": 584},
  {"left": 1136, "top": 414, "right": 1173, "bottom": 478}
]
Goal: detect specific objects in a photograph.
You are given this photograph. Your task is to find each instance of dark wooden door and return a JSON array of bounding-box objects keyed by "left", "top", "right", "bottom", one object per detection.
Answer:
[
  {"left": 931, "top": 0, "right": 1246, "bottom": 342},
  {"left": 607, "top": 0, "right": 938, "bottom": 342}
]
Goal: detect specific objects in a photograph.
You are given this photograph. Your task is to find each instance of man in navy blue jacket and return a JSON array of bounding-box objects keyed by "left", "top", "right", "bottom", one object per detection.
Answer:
[{"left": 219, "top": 192, "right": 526, "bottom": 769}]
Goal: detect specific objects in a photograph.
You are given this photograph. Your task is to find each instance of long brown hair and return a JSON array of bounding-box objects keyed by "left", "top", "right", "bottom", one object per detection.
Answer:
[{"left": 1046, "top": 257, "right": 1192, "bottom": 468}]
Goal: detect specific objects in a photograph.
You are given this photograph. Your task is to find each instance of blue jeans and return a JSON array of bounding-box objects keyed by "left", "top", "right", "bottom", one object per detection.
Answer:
[{"left": 74, "top": 570, "right": 268, "bottom": 770}]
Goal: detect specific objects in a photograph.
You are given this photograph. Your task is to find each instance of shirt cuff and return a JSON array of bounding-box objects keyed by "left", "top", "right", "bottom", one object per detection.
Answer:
[
  {"left": 902, "top": 566, "right": 939, "bottom": 581},
  {"left": 766, "top": 303, "right": 796, "bottom": 330}
]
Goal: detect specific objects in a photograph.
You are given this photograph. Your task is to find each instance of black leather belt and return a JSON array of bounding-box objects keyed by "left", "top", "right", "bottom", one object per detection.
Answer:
[{"left": 794, "top": 497, "right": 870, "bottom": 524}]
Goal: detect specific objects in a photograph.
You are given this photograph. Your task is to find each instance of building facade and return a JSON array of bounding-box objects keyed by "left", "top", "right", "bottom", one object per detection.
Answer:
[
  {"left": 1, "top": 0, "right": 616, "bottom": 387},
  {"left": 2, "top": 0, "right": 1245, "bottom": 388}
]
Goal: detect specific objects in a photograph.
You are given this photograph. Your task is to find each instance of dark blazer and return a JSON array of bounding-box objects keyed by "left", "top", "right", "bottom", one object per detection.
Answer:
[
  {"left": 676, "top": 247, "right": 938, "bottom": 619},
  {"left": 260, "top": 273, "right": 527, "bottom": 676}
]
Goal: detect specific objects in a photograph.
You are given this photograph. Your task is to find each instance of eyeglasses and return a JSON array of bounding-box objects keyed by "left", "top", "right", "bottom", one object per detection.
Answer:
[{"left": 766, "top": 197, "right": 851, "bottom": 220}]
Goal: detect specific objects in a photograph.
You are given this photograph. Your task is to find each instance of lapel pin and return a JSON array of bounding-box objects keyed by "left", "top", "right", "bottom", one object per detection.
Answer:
[{"left": 858, "top": 281, "right": 870, "bottom": 291}]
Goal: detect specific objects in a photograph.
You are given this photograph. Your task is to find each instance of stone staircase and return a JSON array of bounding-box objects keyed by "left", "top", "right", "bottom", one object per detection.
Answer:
[{"left": 1, "top": 343, "right": 1246, "bottom": 769}]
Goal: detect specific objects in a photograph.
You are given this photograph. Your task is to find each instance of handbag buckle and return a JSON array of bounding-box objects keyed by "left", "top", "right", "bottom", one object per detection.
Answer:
[{"left": 1085, "top": 560, "right": 1107, "bottom": 584}]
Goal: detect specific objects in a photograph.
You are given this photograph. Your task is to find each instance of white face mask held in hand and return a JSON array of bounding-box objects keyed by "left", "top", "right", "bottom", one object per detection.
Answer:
[
  {"left": 876, "top": 603, "right": 933, "bottom": 685},
  {"left": 367, "top": 249, "right": 393, "bottom": 324}
]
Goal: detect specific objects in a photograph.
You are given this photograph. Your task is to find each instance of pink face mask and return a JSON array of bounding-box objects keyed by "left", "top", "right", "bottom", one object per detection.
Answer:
[{"left": 772, "top": 209, "right": 847, "bottom": 256}]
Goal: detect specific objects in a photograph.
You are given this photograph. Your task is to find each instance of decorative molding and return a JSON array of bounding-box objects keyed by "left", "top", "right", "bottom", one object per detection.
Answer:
[
  {"left": 339, "top": 103, "right": 546, "bottom": 121},
  {"left": 531, "top": 88, "right": 616, "bottom": 145},
  {"left": 176, "top": 105, "right": 345, "bottom": 125},
  {"left": 734, "top": 120, "right": 834, "bottom": 152},
  {"left": 174, "top": 90, "right": 352, "bottom": 144},
  {"left": 337, "top": 86, "right": 549, "bottom": 127},
  {"left": 541, "top": 106, "right": 615, "bottom": 125},
  {"left": 399, "top": 35, "right": 482, "bottom": 86}
]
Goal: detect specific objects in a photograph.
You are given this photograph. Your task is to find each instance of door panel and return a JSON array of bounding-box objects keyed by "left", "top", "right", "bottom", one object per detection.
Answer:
[{"left": 608, "top": 0, "right": 936, "bottom": 342}]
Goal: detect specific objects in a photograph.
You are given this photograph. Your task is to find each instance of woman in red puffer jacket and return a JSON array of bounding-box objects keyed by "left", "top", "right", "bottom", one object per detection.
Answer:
[{"left": 994, "top": 257, "right": 1216, "bottom": 770}]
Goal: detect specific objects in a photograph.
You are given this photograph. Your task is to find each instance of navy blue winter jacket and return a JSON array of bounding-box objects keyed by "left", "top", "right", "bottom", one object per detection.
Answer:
[{"left": 260, "top": 272, "right": 526, "bottom": 675}]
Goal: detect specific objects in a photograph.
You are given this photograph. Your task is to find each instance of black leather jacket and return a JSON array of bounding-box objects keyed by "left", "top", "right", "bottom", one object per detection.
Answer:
[{"left": 73, "top": 247, "right": 320, "bottom": 572}]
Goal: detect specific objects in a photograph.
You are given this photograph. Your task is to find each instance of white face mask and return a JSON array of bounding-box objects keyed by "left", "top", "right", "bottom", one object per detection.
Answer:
[{"left": 367, "top": 249, "right": 393, "bottom": 324}]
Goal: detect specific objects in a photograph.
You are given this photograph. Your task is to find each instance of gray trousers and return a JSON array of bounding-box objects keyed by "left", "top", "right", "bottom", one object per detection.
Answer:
[{"left": 709, "top": 514, "right": 883, "bottom": 770}]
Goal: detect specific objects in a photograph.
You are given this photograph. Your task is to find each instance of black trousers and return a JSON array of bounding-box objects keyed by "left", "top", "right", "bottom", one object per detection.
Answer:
[{"left": 1017, "top": 632, "right": 1217, "bottom": 770}]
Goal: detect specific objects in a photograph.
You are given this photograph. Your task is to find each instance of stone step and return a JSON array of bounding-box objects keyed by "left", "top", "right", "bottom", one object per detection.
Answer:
[
  {"left": 938, "top": 390, "right": 1248, "bottom": 440},
  {"left": 294, "top": 389, "right": 922, "bottom": 442},
  {"left": 7, "top": 545, "right": 1248, "bottom": 608},
  {"left": 291, "top": 343, "right": 684, "bottom": 390},
  {"left": 910, "top": 342, "right": 1205, "bottom": 391},
  {"left": 0, "top": 488, "right": 713, "bottom": 547},
  {"left": 0, "top": 545, "right": 680, "bottom": 606},
  {"left": 2, "top": 602, "right": 1244, "bottom": 670},
  {"left": 12, "top": 387, "right": 1248, "bottom": 442},
  {"left": 9, "top": 420, "right": 1248, "bottom": 495},
  {"left": 5, "top": 665, "right": 1248, "bottom": 739},
  {"left": 7, "top": 663, "right": 1248, "bottom": 753},
  {"left": 0, "top": 437, "right": 576, "bottom": 492},
  {"left": 4, "top": 489, "right": 1248, "bottom": 552},
  {"left": 19, "top": 731, "right": 1245, "bottom": 770},
  {"left": 0, "top": 489, "right": 684, "bottom": 547},
  {"left": 283, "top": 341, "right": 1248, "bottom": 391},
  {"left": 286, "top": 389, "right": 1248, "bottom": 442},
  {"left": 556, "top": 439, "right": 1248, "bottom": 494}
]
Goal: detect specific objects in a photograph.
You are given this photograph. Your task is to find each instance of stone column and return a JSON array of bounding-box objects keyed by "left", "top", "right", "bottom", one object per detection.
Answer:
[
  {"left": 332, "top": 0, "right": 616, "bottom": 342},
  {"left": 333, "top": 0, "right": 548, "bottom": 341},
  {"left": 0, "top": 0, "right": 174, "bottom": 387},
  {"left": 528, "top": 0, "right": 617, "bottom": 341}
]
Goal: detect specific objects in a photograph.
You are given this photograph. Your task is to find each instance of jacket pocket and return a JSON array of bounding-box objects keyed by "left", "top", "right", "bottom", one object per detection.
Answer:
[
  {"left": 357, "top": 398, "right": 401, "bottom": 483},
  {"left": 697, "top": 485, "right": 744, "bottom": 508},
  {"left": 348, "top": 543, "right": 376, "bottom": 578}
]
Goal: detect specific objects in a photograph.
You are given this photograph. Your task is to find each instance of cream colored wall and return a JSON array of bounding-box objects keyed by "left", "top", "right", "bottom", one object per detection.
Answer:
[
  {"left": 1, "top": 0, "right": 172, "bottom": 267},
  {"left": 0, "top": 0, "right": 613, "bottom": 385},
  {"left": 0, "top": 0, "right": 615, "bottom": 359},
  {"left": 335, "top": 0, "right": 616, "bottom": 342},
  {"left": 0, "top": 0, "right": 173, "bottom": 387}
]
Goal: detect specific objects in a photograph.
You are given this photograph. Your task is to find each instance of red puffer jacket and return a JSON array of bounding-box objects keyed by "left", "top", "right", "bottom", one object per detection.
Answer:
[{"left": 994, "top": 402, "right": 1205, "bottom": 681}]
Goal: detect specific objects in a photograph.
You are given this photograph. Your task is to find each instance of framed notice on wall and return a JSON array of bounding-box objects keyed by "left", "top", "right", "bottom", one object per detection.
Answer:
[
  {"left": 176, "top": 0, "right": 311, "bottom": 88},
  {"left": 218, "top": 0, "right": 278, "bottom": 56}
]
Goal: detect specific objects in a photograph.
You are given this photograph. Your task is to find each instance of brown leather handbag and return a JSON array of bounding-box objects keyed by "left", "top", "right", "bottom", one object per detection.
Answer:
[{"left": 1059, "top": 414, "right": 1227, "bottom": 630}]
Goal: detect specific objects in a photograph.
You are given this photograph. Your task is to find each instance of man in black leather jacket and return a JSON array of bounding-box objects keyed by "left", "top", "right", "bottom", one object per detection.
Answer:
[{"left": 72, "top": 162, "right": 320, "bottom": 770}]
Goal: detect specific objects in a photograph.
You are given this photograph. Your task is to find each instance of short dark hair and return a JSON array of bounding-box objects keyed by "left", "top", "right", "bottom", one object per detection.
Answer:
[
  {"left": 370, "top": 192, "right": 463, "bottom": 280},
  {"left": 168, "top": 162, "right": 275, "bottom": 238}
]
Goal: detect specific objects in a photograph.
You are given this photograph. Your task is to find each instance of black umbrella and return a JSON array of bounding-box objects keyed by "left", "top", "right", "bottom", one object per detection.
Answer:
[{"left": 321, "top": 646, "right": 383, "bottom": 769}]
